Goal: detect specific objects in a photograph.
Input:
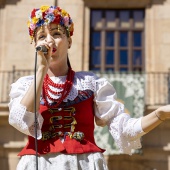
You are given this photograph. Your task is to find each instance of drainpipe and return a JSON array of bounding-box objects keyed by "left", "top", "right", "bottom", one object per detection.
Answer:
[
  {"left": 54, "top": 0, "right": 58, "bottom": 6},
  {"left": 168, "top": 68, "right": 170, "bottom": 103}
]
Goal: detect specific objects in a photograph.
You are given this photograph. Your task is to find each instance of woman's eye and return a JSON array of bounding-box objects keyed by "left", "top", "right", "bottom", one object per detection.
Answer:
[
  {"left": 38, "top": 35, "right": 45, "bottom": 40},
  {"left": 53, "top": 32, "right": 61, "bottom": 37}
]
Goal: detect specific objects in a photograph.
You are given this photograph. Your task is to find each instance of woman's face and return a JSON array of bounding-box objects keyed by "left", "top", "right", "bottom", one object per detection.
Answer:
[{"left": 35, "top": 23, "right": 71, "bottom": 61}]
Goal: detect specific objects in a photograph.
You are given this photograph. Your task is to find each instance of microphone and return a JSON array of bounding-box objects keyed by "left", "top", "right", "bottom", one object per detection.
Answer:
[{"left": 36, "top": 46, "right": 48, "bottom": 54}]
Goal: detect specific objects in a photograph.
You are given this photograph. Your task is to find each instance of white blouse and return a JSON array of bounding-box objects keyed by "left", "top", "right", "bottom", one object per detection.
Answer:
[{"left": 8, "top": 71, "right": 145, "bottom": 170}]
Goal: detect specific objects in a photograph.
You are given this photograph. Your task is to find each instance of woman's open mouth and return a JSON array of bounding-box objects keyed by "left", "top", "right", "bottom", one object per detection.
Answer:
[{"left": 52, "top": 48, "right": 57, "bottom": 53}]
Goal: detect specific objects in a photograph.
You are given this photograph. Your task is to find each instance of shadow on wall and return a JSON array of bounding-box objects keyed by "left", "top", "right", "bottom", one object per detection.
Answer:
[
  {"left": 1, "top": 159, "right": 9, "bottom": 170},
  {"left": 0, "top": 0, "right": 21, "bottom": 8},
  {"left": 152, "top": 0, "right": 166, "bottom": 5}
]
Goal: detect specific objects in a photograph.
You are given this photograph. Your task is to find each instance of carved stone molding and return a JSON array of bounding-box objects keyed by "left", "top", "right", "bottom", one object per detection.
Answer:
[{"left": 83, "top": 0, "right": 165, "bottom": 8}]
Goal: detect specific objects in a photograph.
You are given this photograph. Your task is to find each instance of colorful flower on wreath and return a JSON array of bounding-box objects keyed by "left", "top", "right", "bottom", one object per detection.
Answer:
[
  {"left": 40, "top": 5, "right": 50, "bottom": 12},
  {"left": 35, "top": 10, "right": 43, "bottom": 19},
  {"left": 63, "top": 16, "right": 69, "bottom": 26},
  {"left": 61, "top": 9, "right": 69, "bottom": 17},
  {"left": 45, "top": 13, "right": 55, "bottom": 24}
]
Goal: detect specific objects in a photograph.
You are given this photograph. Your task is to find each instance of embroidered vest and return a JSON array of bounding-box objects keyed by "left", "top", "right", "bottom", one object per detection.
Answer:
[{"left": 18, "top": 95, "right": 105, "bottom": 156}]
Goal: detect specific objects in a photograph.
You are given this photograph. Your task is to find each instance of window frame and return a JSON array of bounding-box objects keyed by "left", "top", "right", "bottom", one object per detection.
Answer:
[{"left": 89, "top": 9, "right": 145, "bottom": 72}]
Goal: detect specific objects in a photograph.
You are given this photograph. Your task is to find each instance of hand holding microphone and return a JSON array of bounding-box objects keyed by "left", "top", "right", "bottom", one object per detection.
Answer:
[
  {"left": 36, "top": 40, "right": 55, "bottom": 67},
  {"left": 36, "top": 45, "right": 48, "bottom": 54},
  {"left": 35, "top": 44, "right": 53, "bottom": 67},
  {"left": 36, "top": 37, "right": 55, "bottom": 55}
]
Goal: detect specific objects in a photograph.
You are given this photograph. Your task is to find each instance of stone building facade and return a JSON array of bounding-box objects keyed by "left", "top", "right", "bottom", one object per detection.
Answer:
[{"left": 0, "top": 0, "right": 170, "bottom": 169}]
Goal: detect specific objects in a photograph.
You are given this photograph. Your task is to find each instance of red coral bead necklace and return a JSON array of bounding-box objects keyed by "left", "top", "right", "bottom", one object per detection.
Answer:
[{"left": 42, "top": 67, "right": 75, "bottom": 108}]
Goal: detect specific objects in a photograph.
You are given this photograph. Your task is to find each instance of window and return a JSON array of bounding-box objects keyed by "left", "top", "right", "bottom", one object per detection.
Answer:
[{"left": 90, "top": 9, "right": 144, "bottom": 72}]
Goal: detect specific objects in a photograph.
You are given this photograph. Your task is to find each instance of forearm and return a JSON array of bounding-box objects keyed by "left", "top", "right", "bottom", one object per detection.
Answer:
[
  {"left": 20, "top": 65, "right": 47, "bottom": 112},
  {"left": 141, "top": 110, "right": 163, "bottom": 133}
]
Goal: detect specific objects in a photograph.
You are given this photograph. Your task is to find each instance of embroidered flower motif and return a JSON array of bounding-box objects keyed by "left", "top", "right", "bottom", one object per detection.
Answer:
[{"left": 27, "top": 5, "right": 74, "bottom": 42}]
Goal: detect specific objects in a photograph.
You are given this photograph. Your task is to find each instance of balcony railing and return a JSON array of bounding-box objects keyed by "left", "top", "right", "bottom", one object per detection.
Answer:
[
  {"left": 0, "top": 66, "right": 34, "bottom": 103},
  {"left": 0, "top": 67, "right": 170, "bottom": 106}
]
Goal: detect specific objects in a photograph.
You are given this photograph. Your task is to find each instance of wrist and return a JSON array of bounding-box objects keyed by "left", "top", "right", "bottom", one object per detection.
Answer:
[{"left": 155, "top": 108, "right": 165, "bottom": 121}]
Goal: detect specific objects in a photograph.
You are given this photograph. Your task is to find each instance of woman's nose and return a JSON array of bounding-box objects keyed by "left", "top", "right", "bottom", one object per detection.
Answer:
[{"left": 46, "top": 34, "right": 54, "bottom": 44}]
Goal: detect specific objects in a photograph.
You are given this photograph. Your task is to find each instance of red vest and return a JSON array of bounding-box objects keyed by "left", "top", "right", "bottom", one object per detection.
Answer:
[{"left": 18, "top": 96, "right": 105, "bottom": 156}]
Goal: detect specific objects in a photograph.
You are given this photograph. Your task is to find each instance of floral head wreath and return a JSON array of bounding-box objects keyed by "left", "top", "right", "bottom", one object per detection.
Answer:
[{"left": 27, "top": 5, "right": 74, "bottom": 43}]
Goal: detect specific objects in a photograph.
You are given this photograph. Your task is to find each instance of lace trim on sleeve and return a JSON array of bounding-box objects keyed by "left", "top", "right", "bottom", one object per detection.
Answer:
[
  {"left": 108, "top": 114, "right": 145, "bottom": 155},
  {"left": 26, "top": 112, "right": 43, "bottom": 139},
  {"left": 9, "top": 97, "right": 27, "bottom": 130},
  {"left": 9, "top": 97, "right": 43, "bottom": 139},
  {"left": 8, "top": 76, "right": 44, "bottom": 139}
]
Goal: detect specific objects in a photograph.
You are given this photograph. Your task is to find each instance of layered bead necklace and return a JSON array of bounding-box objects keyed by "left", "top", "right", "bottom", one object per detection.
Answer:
[{"left": 42, "top": 67, "right": 75, "bottom": 108}]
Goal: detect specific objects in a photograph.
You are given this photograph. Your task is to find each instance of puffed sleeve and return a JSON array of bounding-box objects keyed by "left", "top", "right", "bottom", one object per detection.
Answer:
[
  {"left": 93, "top": 78, "right": 146, "bottom": 155},
  {"left": 8, "top": 76, "right": 43, "bottom": 139}
]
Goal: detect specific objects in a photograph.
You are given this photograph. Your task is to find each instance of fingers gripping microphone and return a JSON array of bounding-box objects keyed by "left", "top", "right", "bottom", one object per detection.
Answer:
[{"left": 36, "top": 46, "right": 48, "bottom": 54}]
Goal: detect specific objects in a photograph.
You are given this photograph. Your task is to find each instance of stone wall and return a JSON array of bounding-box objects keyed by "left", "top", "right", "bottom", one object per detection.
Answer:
[{"left": 145, "top": 0, "right": 170, "bottom": 72}]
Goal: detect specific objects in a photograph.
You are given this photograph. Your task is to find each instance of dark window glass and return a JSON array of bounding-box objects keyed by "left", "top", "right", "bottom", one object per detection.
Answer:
[
  {"left": 92, "top": 50, "right": 101, "bottom": 65},
  {"left": 120, "top": 68, "right": 128, "bottom": 72},
  {"left": 120, "top": 11, "right": 130, "bottom": 28},
  {"left": 133, "top": 32, "right": 142, "bottom": 47},
  {"left": 92, "top": 67, "right": 100, "bottom": 71},
  {"left": 106, "top": 68, "right": 114, "bottom": 71},
  {"left": 106, "top": 32, "right": 114, "bottom": 46},
  {"left": 133, "top": 50, "right": 142, "bottom": 65},
  {"left": 92, "top": 32, "right": 101, "bottom": 47},
  {"left": 106, "top": 50, "right": 114, "bottom": 64},
  {"left": 134, "top": 10, "right": 143, "bottom": 22},
  {"left": 120, "top": 50, "right": 128, "bottom": 65},
  {"left": 120, "top": 32, "right": 128, "bottom": 47},
  {"left": 106, "top": 11, "right": 116, "bottom": 28},
  {"left": 91, "top": 11, "right": 102, "bottom": 28}
]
